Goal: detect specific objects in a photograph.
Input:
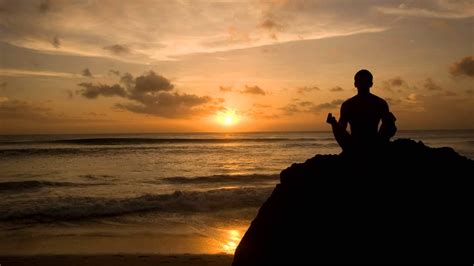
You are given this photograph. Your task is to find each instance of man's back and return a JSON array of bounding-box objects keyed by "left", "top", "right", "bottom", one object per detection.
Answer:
[
  {"left": 327, "top": 69, "right": 396, "bottom": 153},
  {"left": 340, "top": 93, "right": 389, "bottom": 144}
]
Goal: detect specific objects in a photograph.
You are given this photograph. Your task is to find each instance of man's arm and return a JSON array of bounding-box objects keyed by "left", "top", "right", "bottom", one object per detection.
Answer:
[
  {"left": 379, "top": 101, "right": 397, "bottom": 141},
  {"left": 338, "top": 103, "right": 348, "bottom": 130},
  {"left": 327, "top": 103, "right": 352, "bottom": 152}
]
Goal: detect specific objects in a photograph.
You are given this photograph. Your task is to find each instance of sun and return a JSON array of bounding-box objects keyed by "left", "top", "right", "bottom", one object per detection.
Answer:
[{"left": 217, "top": 109, "right": 239, "bottom": 126}]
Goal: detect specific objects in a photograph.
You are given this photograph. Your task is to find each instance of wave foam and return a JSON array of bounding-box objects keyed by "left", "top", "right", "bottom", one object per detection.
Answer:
[{"left": 0, "top": 187, "right": 273, "bottom": 222}]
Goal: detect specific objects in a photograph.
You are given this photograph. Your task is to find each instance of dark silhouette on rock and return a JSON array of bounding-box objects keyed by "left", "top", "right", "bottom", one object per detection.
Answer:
[
  {"left": 327, "top": 69, "right": 397, "bottom": 153},
  {"left": 233, "top": 139, "right": 473, "bottom": 264}
]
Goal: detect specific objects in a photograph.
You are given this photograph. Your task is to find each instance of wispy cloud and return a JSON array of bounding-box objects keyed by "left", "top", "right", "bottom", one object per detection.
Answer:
[
  {"left": 0, "top": 1, "right": 389, "bottom": 62},
  {"left": 423, "top": 78, "right": 443, "bottom": 91},
  {"left": 219, "top": 86, "right": 233, "bottom": 92},
  {"left": 0, "top": 97, "right": 107, "bottom": 124},
  {"left": 0, "top": 69, "right": 78, "bottom": 78},
  {"left": 297, "top": 86, "right": 320, "bottom": 94},
  {"left": 375, "top": 2, "right": 474, "bottom": 19},
  {"left": 241, "top": 85, "right": 266, "bottom": 95},
  {"left": 103, "top": 44, "right": 131, "bottom": 56},
  {"left": 280, "top": 99, "right": 344, "bottom": 115},
  {"left": 329, "top": 86, "right": 344, "bottom": 92}
]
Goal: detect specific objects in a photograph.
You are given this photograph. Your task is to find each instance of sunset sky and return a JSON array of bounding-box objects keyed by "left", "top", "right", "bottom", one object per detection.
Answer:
[{"left": 0, "top": 0, "right": 473, "bottom": 134}]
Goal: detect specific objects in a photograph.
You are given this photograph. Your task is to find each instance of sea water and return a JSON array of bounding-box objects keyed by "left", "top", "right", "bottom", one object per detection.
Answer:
[{"left": 0, "top": 130, "right": 473, "bottom": 254}]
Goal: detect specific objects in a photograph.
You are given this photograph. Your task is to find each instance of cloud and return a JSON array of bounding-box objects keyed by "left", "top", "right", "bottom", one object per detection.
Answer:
[
  {"left": 77, "top": 83, "right": 127, "bottom": 99},
  {"left": 388, "top": 77, "right": 405, "bottom": 87},
  {"left": 406, "top": 93, "right": 419, "bottom": 102},
  {"left": 375, "top": 2, "right": 474, "bottom": 19},
  {"left": 0, "top": 69, "right": 77, "bottom": 78},
  {"left": 381, "top": 77, "right": 407, "bottom": 92},
  {"left": 116, "top": 92, "right": 216, "bottom": 119},
  {"left": 219, "top": 86, "right": 233, "bottom": 92},
  {"left": 297, "top": 86, "right": 320, "bottom": 94},
  {"left": 441, "top": 91, "right": 456, "bottom": 97},
  {"left": 279, "top": 103, "right": 301, "bottom": 115},
  {"left": 219, "top": 85, "right": 265, "bottom": 95},
  {"left": 133, "top": 71, "right": 173, "bottom": 94},
  {"left": 0, "top": 97, "right": 110, "bottom": 131},
  {"left": 253, "top": 103, "right": 271, "bottom": 108},
  {"left": 103, "top": 44, "right": 131, "bottom": 56},
  {"left": 280, "top": 99, "right": 344, "bottom": 115},
  {"left": 66, "top": 90, "right": 74, "bottom": 99},
  {"left": 39, "top": 0, "right": 50, "bottom": 13},
  {"left": 82, "top": 68, "right": 93, "bottom": 78},
  {"left": 120, "top": 73, "right": 134, "bottom": 88},
  {"left": 109, "top": 70, "right": 120, "bottom": 76},
  {"left": 310, "top": 99, "right": 345, "bottom": 113},
  {"left": 243, "top": 103, "right": 279, "bottom": 119},
  {"left": 386, "top": 97, "right": 402, "bottom": 106},
  {"left": 76, "top": 71, "right": 222, "bottom": 118},
  {"left": 242, "top": 85, "right": 266, "bottom": 95},
  {"left": 258, "top": 18, "right": 283, "bottom": 40},
  {"left": 0, "top": 1, "right": 389, "bottom": 61},
  {"left": 51, "top": 35, "right": 60, "bottom": 48},
  {"left": 449, "top": 56, "right": 474, "bottom": 77},
  {"left": 0, "top": 98, "right": 51, "bottom": 121},
  {"left": 259, "top": 18, "right": 282, "bottom": 31},
  {"left": 423, "top": 78, "right": 443, "bottom": 91},
  {"left": 329, "top": 86, "right": 344, "bottom": 92}
]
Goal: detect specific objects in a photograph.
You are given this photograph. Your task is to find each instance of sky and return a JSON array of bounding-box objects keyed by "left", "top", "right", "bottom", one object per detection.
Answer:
[{"left": 0, "top": 0, "right": 473, "bottom": 134}]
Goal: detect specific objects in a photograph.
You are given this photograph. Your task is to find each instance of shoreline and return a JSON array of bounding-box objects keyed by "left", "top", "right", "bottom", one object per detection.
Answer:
[{"left": 0, "top": 254, "right": 234, "bottom": 266}]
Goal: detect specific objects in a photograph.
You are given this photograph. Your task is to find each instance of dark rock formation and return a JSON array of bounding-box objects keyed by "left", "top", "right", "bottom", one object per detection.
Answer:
[{"left": 233, "top": 139, "right": 473, "bottom": 264}]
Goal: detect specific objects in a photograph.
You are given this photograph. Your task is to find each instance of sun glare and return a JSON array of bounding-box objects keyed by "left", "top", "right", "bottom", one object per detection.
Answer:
[
  {"left": 222, "top": 229, "right": 242, "bottom": 254},
  {"left": 217, "top": 109, "right": 239, "bottom": 126}
]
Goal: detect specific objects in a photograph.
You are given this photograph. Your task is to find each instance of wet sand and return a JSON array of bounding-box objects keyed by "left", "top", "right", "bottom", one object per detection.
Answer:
[{"left": 0, "top": 254, "right": 233, "bottom": 266}]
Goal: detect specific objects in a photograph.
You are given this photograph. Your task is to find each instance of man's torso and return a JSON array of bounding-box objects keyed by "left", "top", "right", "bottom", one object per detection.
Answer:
[{"left": 342, "top": 93, "right": 388, "bottom": 142}]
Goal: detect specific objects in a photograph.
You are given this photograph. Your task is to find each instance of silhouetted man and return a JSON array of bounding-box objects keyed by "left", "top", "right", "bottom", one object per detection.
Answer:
[{"left": 327, "top": 69, "right": 396, "bottom": 153}]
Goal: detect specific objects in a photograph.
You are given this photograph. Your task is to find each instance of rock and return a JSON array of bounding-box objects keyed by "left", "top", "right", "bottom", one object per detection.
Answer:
[{"left": 233, "top": 139, "right": 473, "bottom": 264}]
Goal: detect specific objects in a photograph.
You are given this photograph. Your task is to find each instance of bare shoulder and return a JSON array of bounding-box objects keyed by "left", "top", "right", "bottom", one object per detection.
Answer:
[
  {"left": 370, "top": 93, "right": 388, "bottom": 106},
  {"left": 342, "top": 95, "right": 358, "bottom": 106}
]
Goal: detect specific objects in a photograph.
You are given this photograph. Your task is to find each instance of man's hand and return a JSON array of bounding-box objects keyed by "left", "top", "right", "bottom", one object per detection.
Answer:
[{"left": 326, "top": 113, "right": 337, "bottom": 125}]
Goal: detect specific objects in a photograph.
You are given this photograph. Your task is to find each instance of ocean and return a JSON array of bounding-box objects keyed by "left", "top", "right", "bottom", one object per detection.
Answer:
[{"left": 1, "top": 130, "right": 473, "bottom": 255}]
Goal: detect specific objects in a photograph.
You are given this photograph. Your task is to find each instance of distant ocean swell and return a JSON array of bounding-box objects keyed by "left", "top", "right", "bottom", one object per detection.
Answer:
[
  {"left": 0, "top": 174, "right": 279, "bottom": 193},
  {"left": 0, "top": 143, "right": 337, "bottom": 157},
  {"left": 0, "top": 137, "right": 326, "bottom": 145},
  {"left": 0, "top": 180, "right": 107, "bottom": 193},
  {"left": 0, "top": 187, "right": 274, "bottom": 221}
]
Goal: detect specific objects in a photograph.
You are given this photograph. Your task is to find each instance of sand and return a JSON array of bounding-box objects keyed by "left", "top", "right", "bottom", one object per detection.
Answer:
[{"left": 0, "top": 254, "right": 233, "bottom": 266}]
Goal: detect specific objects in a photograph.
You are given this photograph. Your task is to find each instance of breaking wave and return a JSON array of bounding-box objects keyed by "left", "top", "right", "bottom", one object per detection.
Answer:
[{"left": 0, "top": 187, "right": 274, "bottom": 221}]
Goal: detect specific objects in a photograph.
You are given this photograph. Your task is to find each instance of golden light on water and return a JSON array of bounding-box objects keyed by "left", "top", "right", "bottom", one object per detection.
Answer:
[
  {"left": 216, "top": 109, "right": 239, "bottom": 127},
  {"left": 222, "top": 229, "right": 242, "bottom": 254}
]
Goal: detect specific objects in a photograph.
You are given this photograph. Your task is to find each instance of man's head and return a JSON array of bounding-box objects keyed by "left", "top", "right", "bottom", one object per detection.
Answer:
[{"left": 354, "top": 69, "right": 373, "bottom": 93}]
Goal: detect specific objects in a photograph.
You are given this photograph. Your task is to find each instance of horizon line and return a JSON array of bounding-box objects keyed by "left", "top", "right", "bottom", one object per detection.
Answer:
[{"left": 1, "top": 128, "right": 473, "bottom": 136}]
